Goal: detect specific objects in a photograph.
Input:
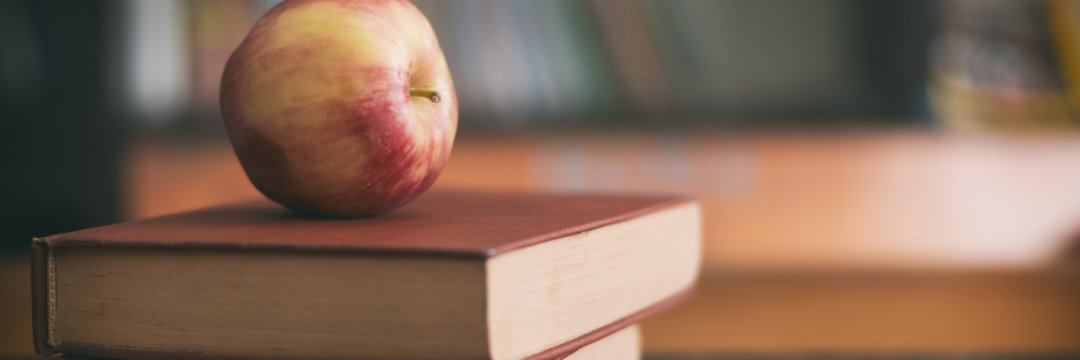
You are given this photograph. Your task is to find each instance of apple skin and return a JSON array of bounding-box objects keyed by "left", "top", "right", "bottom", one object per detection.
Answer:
[{"left": 220, "top": 0, "right": 457, "bottom": 217}]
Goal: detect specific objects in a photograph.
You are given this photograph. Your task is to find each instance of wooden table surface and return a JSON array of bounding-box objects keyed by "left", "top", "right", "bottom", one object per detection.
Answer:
[
  {"left": 640, "top": 269, "right": 1080, "bottom": 353},
  {"left": 124, "top": 133, "right": 1080, "bottom": 272}
]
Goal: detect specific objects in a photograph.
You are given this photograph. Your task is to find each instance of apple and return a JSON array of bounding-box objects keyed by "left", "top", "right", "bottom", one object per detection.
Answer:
[{"left": 220, "top": 0, "right": 457, "bottom": 217}]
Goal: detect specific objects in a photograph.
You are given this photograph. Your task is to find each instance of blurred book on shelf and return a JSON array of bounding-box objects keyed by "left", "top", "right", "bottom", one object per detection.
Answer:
[
  {"left": 928, "top": 0, "right": 1080, "bottom": 132},
  {"left": 119, "top": 0, "right": 277, "bottom": 126},
  {"left": 188, "top": 0, "right": 259, "bottom": 119}
]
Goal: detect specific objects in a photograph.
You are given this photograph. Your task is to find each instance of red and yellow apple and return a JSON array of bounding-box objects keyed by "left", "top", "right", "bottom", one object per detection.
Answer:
[{"left": 220, "top": 0, "right": 457, "bottom": 217}]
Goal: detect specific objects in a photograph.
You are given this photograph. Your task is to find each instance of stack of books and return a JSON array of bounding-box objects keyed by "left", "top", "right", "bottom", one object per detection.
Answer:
[{"left": 32, "top": 190, "right": 701, "bottom": 359}]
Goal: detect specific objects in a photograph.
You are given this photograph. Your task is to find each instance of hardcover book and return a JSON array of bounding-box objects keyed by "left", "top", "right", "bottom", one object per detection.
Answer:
[{"left": 32, "top": 190, "right": 701, "bottom": 359}]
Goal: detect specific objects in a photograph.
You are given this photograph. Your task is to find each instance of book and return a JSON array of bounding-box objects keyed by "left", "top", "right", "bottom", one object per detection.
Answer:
[
  {"left": 32, "top": 189, "right": 701, "bottom": 359},
  {"left": 562, "top": 324, "right": 640, "bottom": 360}
]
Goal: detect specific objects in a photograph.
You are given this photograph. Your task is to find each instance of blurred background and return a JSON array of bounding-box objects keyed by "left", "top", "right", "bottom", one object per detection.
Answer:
[{"left": 2, "top": 0, "right": 1080, "bottom": 357}]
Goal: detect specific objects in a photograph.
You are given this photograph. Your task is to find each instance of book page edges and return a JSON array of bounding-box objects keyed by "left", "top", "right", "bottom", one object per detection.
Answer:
[
  {"left": 523, "top": 288, "right": 693, "bottom": 360},
  {"left": 494, "top": 202, "right": 704, "bottom": 358}
]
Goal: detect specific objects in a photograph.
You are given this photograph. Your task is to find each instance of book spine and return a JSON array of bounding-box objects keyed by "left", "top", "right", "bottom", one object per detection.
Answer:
[{"left": 31, "top": 241, "right": 57, "bottom": 356}]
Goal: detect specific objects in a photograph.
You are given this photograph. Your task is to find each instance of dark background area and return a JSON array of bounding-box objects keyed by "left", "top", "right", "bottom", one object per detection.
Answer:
[{"left": 1, "top": 1, "right": 123, "bottom": 252}]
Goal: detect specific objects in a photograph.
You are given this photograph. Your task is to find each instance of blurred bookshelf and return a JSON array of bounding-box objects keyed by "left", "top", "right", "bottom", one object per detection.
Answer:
[
  {"left": 101, "top": 0, "right": 938, "bottom": 132},
  {"left": 84, "top": 0, "right": 1080, "bottom": 134},
  {"left": 9, "top": 0, "right": 1067, "bottom": 135}
]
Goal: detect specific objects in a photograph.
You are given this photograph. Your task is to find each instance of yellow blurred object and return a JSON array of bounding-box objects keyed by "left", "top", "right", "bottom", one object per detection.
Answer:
[
  {"left": 929, "top": 80, "right": 1074, "bottom": 132},
  {"left": 1048, "top": 0, "right": 1080, "bottom": 114},
  {"left": 929, "top": 0, "right": 1079, "bottom": 132}
]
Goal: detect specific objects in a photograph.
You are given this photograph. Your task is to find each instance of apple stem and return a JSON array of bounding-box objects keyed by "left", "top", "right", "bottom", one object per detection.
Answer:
[{"left": 409, "top": 89, "right": 442, "bottom": 103}]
